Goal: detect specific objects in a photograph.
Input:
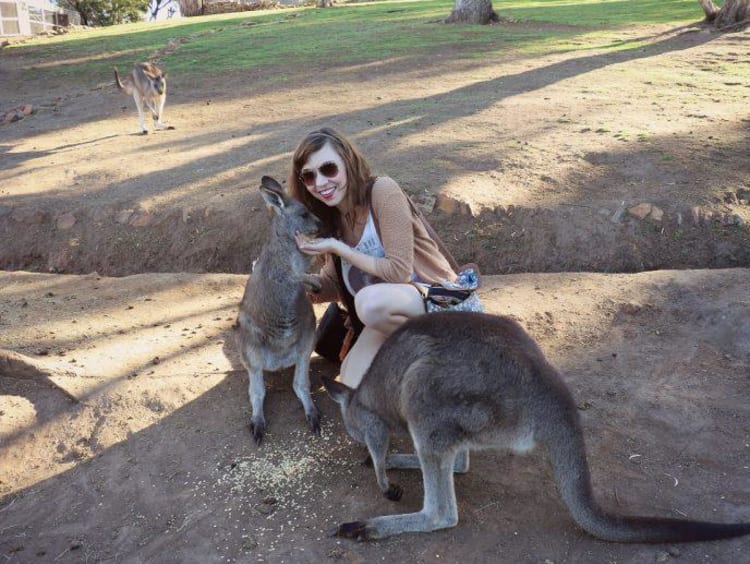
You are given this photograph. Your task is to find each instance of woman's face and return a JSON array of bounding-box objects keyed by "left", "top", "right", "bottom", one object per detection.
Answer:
[{"left": 300, "top": 142, "right": 348, "bottom": 208}]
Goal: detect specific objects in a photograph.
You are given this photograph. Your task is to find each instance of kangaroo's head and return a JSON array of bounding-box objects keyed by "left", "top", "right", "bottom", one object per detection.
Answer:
[
  {"left": 322, "top": 376, "right": 367, "bottom": 443},
  {"left": 152, "top": 74, "right": 166, "bottom": 95},
  {"left": 260, "top": 175, "right": 323, "bottom": 241}
]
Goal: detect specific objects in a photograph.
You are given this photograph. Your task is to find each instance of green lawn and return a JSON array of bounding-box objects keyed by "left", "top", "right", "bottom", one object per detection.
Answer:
[{"left": 10, "top": 0, "right": 707, "bottom": 83}]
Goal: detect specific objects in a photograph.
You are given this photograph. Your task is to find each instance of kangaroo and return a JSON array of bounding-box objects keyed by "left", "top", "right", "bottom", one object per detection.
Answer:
[
  {"left": 114, "top": 62, "right": 175, "bottom": 134},
  {"left": 237, "top": 176, "right": 323, "bottom": 445},
  {"left": 323, "top": 311, "right": 750, "bottom": 543}
]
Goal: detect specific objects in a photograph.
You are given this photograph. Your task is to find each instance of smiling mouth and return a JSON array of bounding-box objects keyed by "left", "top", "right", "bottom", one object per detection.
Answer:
[{"left": 317, "top": 186, "right": 337, "bottom": 200}]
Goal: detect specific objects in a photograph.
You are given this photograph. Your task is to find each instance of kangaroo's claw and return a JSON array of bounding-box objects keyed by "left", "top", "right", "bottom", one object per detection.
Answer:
[
  {"left": 249, "top": 419, "right": 266, "bottom": 446},
  {"left": 307, "top": 410, "right": 321, "bottom": 435},
  {"left": 384, "top": 483, "right": 403, "bottom": 502},
  {"left": 328, "top": 521, "right": 374, "bottom": 541}
]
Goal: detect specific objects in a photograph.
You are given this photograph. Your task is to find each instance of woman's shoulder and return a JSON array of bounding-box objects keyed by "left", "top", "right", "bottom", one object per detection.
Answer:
[{"left": 370, "top": 176, "right": 405, "bottom": 201}]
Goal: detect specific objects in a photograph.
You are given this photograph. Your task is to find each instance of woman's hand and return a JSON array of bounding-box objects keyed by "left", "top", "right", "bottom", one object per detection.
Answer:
[{"left": 295, "top": 232, "right": 344, "bottom": 256}]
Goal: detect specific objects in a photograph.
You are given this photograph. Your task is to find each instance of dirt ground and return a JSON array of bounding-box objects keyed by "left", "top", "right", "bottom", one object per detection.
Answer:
[{"left": 1, "top": 13, "right": 750, "bottom": 564}]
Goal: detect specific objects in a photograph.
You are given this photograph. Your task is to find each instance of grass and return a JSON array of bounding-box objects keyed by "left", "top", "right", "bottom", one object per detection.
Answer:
[{"left": 8, "top": 0, "right": 707, "bottom": 84}]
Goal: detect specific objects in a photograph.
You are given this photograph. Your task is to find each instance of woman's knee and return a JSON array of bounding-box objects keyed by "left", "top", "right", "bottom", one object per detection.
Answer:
[{"left": 354, "top": 284, "right": 424, "bottom": 328}]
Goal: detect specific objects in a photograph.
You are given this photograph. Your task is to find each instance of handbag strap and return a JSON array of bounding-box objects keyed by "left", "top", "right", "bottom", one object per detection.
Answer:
[
  {"left": 366, "top": 178, "right": 460, "bottom": 273},
  {"left": 333, "top": 253, "right": 364, "bottom": 336}
]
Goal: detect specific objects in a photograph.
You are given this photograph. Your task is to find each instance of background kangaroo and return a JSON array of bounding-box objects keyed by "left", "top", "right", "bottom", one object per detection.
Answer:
[
  {"left": 114, "top": 62, "right": 175, "bottom": 134},
  {"left": 236, "top": 176, "right": 323, "bottom": 445},
  {"left": 324, "top": 311, "right": 750, "bottom": 543}
]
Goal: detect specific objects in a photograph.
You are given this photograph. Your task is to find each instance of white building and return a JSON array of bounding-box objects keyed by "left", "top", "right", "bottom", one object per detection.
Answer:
[{"left": 0, "top": 0, "right": 80, "bottom": 37}]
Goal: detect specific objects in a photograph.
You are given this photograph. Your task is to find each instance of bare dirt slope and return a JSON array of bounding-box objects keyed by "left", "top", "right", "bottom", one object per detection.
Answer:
[
  {"left": 1, "top": 20, "right": 749, "bottom": 275},
  {"left": 1, "top": 269, "right": 749, "bottom": 563}
]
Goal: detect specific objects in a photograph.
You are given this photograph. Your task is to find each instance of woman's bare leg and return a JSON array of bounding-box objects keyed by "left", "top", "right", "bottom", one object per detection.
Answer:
[{"left": 340, "top": 284, "right": 424, "bottom": 388}]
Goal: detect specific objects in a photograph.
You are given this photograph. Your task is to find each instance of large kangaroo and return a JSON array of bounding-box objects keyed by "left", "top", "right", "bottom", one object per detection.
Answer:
[
  {"left": 324, "top": 311, "right": 750, "bottom": 542},
  {"left": 237, "top": 176, "right": 323, "bottom": 445}
]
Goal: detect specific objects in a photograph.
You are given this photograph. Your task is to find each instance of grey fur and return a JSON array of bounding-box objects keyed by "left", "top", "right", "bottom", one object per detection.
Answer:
[
  {"left": 324, "top": 311, "right": 750, "bottom": 542},
  {"left": 237, "top": 176, "right": 322, "bottom": 445},
  {"left": 114, "top": 62, "right": 175, "bottom": 134}
]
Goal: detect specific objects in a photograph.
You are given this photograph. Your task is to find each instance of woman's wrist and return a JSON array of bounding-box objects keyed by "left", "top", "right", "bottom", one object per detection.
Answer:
[{"left": 333, "top": 239, "right": 351, "bottom": 260}]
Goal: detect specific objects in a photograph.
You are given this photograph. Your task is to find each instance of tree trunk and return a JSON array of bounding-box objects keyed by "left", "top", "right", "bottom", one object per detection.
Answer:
[
  {"left": 179, "top": 0, "right": 203, "bottom": 17},
  {"left": 446, "top": 0, "right": 499, "bottom": 25},
  {"left": 699, "top": 0, "right": 750, "bottom": 28}
]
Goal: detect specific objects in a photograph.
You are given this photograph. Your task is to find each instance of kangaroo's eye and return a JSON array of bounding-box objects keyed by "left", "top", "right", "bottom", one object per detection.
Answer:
[{"left": 301, "top": 212, "right": 310, "bottom": 219}]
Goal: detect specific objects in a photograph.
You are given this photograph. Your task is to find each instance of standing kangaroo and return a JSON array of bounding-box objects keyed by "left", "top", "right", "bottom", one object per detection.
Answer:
[
  {"left": 237, "top": 176, "right": 323, "bottom": 445},
  {"left": 114, "top": 62, "right": 175, "bottom": 134},
  {"left": 324, "top": 311, "right": 750, "bottom": 542}
]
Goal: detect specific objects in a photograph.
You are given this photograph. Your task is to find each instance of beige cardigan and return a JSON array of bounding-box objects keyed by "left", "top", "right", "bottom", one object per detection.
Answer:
[{"left": 313, "top": 176, "right": 456, "bottom": 303}]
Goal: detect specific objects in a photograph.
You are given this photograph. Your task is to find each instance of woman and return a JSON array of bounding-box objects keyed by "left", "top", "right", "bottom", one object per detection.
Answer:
[{"left": 290, "top": 127, "right": 468, "bottom": 388}]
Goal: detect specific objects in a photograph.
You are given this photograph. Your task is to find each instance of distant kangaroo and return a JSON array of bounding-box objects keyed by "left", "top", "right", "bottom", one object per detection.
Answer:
[
  {"left": 114, "top": 62, "right": 175, "bottom": 134},
  {"left": 237, "top": 176, "right": 323, "bottom": 445},
  {"left": 324, "top": 311, "right": 750, "bottom": 542}
]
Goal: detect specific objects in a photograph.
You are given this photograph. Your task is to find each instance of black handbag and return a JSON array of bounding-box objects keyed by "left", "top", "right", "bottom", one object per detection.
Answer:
[
  {"left": 314, "top": 302, "right": 351, "bottom": 364},
  {"left": 313, "top": 256, "right": 364, "bottom": 364}
]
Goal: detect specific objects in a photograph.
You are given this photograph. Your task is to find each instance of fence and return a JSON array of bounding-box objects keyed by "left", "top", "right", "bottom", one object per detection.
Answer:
[{"left": 0, "top": 0, "right": 80, "bottom": 37}]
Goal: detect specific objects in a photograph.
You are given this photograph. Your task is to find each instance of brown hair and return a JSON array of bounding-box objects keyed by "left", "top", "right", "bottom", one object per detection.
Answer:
[{"left": 288, "top": 127, "right": 372, "bottom": 237}]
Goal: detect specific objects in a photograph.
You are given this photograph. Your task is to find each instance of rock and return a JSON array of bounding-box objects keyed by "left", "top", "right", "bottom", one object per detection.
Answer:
[
  {"left": 610, "top": 202, "right": 626, "bottom": 223},
  {"left": 21, "top": 104, "right": 33, "bottom": 116},
  {"left": 690, "top": 206, "right": 701, "bottom": 225},
  {"left": 650, "top": 206, "right": 664, "bottom": 222},
  {"left": 115, "top": 210, "right": 134, "bottom": 224},
  {"left": 619, "top": 301, "right": 642, "bottom": 315},
  {"left": 129, "top": 212, "right": 154, "bottom": 227},
  {"left": 56, "top": 213, "right": 76, "bottom": 230},
  {"left": 434, "top": 193, "right": 472, "bottom": 216},
  {"left": 628, "top": 203, "right": 652, "bottom": 220}
]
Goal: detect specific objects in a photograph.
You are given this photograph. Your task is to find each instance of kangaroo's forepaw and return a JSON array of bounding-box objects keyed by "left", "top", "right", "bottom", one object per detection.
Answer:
[
  {"left": 328, "top": 521, "right": 375, "bottom": 541},
  {"left": 307, "top": 410, "right": 321, "bottom": 435},
  {"left": 249, "top": 419, "right": 266, "bottom": 446},
  {"left": 384, "top": 483, "right": 403, "bottom": 502}
]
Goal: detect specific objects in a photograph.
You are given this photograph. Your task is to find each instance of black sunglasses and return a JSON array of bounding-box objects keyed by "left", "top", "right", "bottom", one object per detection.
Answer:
[{"left": 299, "top": 161, "right": 340, "bottom": 187}]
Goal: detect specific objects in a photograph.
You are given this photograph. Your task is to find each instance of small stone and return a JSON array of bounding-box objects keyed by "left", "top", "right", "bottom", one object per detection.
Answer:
[
  {"left": 690, "top": 206, "right": 701, "bottom": 225},
  {"left": 667, "top": 546, "right": 681, "bottom": 557},
  {"left": 56, "top": 213, "right": 76, "bottom": 230},
  {"left": 21, "top": 104, "right": 33, "bottom": 116},
  {"left": 650, "top": 206, "right": 664, "bottom": 222},
  {"left": 611, "top": 202, "right": 626, "bottom": 223},
  {"left": 254, "top": 503, "right": 275, "bottom": 515},
  {"left": 628, "top": 203, "right": 652, "bottom": 220},
  {"left": 655, "top": 550, "right": 670, "bottom": 562},
  {"left": 115, "top": 210, "right": 134, "bottom": 224},
  {"left": 620, "top": 302, "right": 642, "bottom": 315},
  {"left": 129, "top": 211, "right": 153, "bottom": 227}
]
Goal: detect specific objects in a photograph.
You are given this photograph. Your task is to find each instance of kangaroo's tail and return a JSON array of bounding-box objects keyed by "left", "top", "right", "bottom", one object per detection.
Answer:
[
  {"left": 113, "top": 67, "right": 125, "bottom": 92},
  {"left": 540, "top": 384, "right": 750, "bottom": 543}
]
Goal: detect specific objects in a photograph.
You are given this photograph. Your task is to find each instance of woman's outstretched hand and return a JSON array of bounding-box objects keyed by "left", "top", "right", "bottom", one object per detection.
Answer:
[{"left": 295, "top": 232, "right": 343, "bottom": 256}]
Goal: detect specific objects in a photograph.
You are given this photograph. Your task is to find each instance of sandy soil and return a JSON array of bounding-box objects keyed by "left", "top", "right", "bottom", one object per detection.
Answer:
[
  {"left": 1, "top": 269, "right": 749, "bottom": 562},
  {"left": 1, "top": 13, "right": 750, "bottom": 564}
]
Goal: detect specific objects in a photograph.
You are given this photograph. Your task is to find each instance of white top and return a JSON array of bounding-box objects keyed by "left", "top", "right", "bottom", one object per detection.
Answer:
[{"left": 341, "top": 212, "right": 386, "bottom": 296}]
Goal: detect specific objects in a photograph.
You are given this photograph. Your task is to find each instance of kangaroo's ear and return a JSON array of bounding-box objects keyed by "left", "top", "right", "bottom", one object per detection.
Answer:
[
  {"left": 259, "top": 176, "right": 287, "bottom": 214},
  {"left": 322, "top": 376, "right": 352, "bottom": 405}
]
